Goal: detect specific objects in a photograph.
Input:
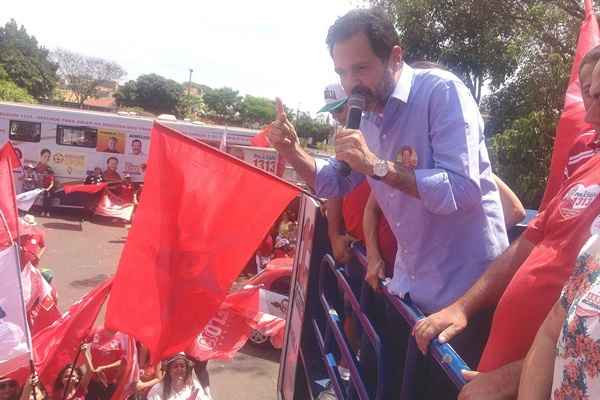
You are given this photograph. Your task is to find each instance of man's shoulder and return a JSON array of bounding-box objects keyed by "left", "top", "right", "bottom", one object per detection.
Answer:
[{"left": 413, "top": 67, "right": 464, "bottom": 89}]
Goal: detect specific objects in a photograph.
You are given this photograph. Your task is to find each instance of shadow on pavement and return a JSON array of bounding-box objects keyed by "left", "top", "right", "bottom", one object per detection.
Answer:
[
  {"left": 239, "top": 342, "right": 281, "bottom": 363},
  {"left": 42, "top": 222, "right": 83, "bottom": 231},
  {"left": 70, "top": 273, "right": 110, "bottom": 288}
]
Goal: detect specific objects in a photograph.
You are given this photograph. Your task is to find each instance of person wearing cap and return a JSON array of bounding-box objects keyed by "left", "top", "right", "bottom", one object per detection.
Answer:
[
  {"left": 268, "top": 8, "right": 507, "bottom": 398},
  {"left": 146, "top": 354, "right": 211, "bottom": 400},
  {"left": 20, "top": 163, "right": 38, "bottom": 194}
]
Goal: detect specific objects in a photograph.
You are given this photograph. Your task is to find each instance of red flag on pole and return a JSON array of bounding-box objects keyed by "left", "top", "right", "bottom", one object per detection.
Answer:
[
  {"left": 21, "top": 262, "right": 61, "bottom": 335},
  {"left": 33, "top": 278, "right": 112, "bottom": 388},
  {"left": 0, "top": 142, "right": 22, "bottom": 170},
  {"left": 0, "top": 158, "right": 19, "bottom": 249},
  {"left": 105, "top": 122, "right": 299, "bottom": 363},
  {"left": 63, "top": 182, "right": 109, "bottom": 194},
  {"left": 540, "top": 0, "right": 600, "bottom": 208}
]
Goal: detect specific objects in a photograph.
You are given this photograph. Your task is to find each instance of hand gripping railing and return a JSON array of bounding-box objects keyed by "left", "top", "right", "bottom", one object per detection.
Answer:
[
  {"left": 313, "top": 254, "right": 384, "bottom": 400},
  {"left": 351, "top": 243, "right": 471, "bottom": 390}
]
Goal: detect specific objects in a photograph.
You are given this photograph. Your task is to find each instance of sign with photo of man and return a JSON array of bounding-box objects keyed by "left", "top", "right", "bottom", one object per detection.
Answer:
[{"left": 96, "top": 130, "right": 125, "bottom": 154}]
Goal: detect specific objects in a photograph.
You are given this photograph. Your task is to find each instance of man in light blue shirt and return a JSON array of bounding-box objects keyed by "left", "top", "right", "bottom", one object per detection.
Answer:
[{"left": 270, "top": 8, "right": 508, "bottom": 315}]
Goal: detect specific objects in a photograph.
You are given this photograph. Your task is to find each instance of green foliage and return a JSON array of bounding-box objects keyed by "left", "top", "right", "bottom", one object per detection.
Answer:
[
  {"left": 0, "top": 19, "right": 58, "bottom": 99},
  {"left": 0, "top": 65, "right": 35, "bottom": 103},
  {"left": 239, "top": 95, "right": 276, "bottom": 128},
  {"left": 114, "top": 74, "right": 184, "bottom": 115},
  {"left": 202, "top": 87, "right": 241, "bottom": 121},
  {"left": 294, "top": 112, "right": 333, "bottom": 146},
  {"left": 175, "top": 94, "right": 207, "bottom": 120}
]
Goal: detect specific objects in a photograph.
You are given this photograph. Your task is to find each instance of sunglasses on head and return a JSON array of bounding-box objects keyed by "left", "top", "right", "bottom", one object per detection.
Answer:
[{"left": 0, "top": 381, "right": 17, "bottom": 390}]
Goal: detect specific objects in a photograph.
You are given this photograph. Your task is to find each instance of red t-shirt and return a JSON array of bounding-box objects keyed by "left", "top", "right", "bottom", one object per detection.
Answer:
[
  {"left": 564, "top": 130, "right": 600, "bottom": 179},
  {"left": 342, "top": 180, "right": 397, "bottom": 273},
  {"left": 478, "top": 154, "right": 600, "bottom": 372}
]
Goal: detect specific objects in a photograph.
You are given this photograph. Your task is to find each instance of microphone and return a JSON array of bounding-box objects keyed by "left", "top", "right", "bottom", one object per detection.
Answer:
[{"left": 337, "top": 87, "right": 367, "bottom": 177}]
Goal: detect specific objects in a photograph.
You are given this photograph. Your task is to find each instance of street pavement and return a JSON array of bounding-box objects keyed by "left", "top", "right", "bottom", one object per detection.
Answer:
[{"left": 35, "top": 210, "right": 280, "bottom": 400}]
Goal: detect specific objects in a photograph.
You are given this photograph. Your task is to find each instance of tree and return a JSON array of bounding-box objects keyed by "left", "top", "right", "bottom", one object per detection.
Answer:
[
  {"left": 239, "top": 95, "right": 276, "bottom": 128},
  {"left": 203, "top": 87, "right": 242, "bottom": 122},
  {"left": 114, "top": 74, "right": 184, "bottom": 115},
  {"left": 0, "top": 19, "right": 58, "bottom": 99},
  {"left": 52, "top": 48, "right": 125, "bottom": 108},
  {"left": 0, "top": 65, "right": 35, "bottom": 103},
  {"left": 295, "top": 112, "right": 332, "bottom": 145}
]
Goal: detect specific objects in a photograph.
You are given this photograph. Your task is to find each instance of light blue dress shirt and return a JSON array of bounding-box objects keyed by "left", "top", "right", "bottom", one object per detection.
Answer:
[{"left": 315, "top": 64, "right": 508, "bottom": 314}]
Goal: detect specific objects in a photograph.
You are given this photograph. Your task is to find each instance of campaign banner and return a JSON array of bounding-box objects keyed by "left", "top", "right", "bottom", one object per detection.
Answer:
[
  {"left": 0, "top": 245, "right": 31, "bottom": 376},
  {"left": 49, "top": 152, "right": 87, "bottom": 177},
  {"left": 97, "top": 130, "right": 126, "bottom": 154}
]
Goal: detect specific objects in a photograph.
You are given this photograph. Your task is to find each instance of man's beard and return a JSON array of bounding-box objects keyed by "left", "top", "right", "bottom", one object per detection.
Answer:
[{"left": 361, "top": 70, "right": 396, "bottom": 111}]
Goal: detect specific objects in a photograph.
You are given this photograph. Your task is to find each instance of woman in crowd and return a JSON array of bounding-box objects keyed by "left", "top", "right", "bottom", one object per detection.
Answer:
[
  {"left": 0, "top": 377, "right": 20, "bottom": 400},
  {"left": 53, "top": 364, "right": 89, "bottom": 400},
  {"left": 131, "top": 341, "right": 162, "bottom": 400},
  {"left": 146, "top": 354, "right": 210, "bottom": 400}
]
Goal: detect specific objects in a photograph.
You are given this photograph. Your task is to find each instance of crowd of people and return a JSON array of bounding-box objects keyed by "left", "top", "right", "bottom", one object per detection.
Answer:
[
  {"left": 0, "top": 343, "right": 212, "bottom": 400},
  {"left": 266, "top": 7, "right": 600, "bottom": 399}
]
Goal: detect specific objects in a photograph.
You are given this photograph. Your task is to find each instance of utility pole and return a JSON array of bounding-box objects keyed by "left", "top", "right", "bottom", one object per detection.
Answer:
[
  {"left": 187, "top": 68, "right": 193, "bottom": 117},
  {"left": 187, "top": 68, "right": 193, "bottom": 98}
]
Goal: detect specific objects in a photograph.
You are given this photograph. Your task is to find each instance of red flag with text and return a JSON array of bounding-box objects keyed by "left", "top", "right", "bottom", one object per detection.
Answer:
[
  {"left": 106, "top": 122, "right": 299, "bottom": 362},
  {"left": 21, "top": 263, "right": 61, "bottom": 335},
  {"left": 541, "top": 0, "right": 600, "bottom": 207},
  {"left": 33, "top": 278, "right": 112, "bottom": 388}
]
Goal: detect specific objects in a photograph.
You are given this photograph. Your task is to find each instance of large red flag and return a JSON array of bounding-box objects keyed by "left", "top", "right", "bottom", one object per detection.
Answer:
[
  {"left": 21, "top": 262, "right": 61, "bottom": 335},
  {"left": 33, "top": 278, "right": 112, "bottom": 388},
  {"left": 105, "top": 122, "right": 299, "bottom": 363},
  {"left": 541, "top": 0, "right": 600, "bottom": 207}
]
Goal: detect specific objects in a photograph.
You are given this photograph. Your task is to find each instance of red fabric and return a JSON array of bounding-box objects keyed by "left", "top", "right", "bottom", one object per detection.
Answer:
[
  {"left": 42, "top": 174, "right": 54, "bottom": 188},
  {"left": 94, "top": 190, "right": 134, "bottom": 221},
  {"left": 564, "top": 130, "right": 599, "bottom": 179},
  {"left": 342, "top": 181, "right": 397, "bottom": 270},
  {"left": 110, "top": 333, "right": 138, "bottom": 400},
  {"left": 63, "top": 183, "right": 108, "bottom": 194},
  {"left": 88, "top": 328, "right": 127, "bottom": 384},
  {"left": 103, "top": 170, "right": 121, "bottom": 182},
  {"left": 540, "top": 0, "right": 600, "bottom": 209},
  {"left": 105, "top": 122, "right": 299, "bottom": 363},
  {"left": 478, "top": 155, "right": 600, "bottom": 372},
  {"left": 0, "top": 158, "right": 19, "bottom": 249},
  {"left": 118, "top": 184, "right": 135, "bottom": 203},
  {"left": 0, "top": 142, "right": 22, "bottom": 169},
  {"left": 250, "top": 126, "right": 271, "bottom": 147},
  {"left": 22, "top": 263, "right": 61, "bottom": 335},
  {"left": 33, "top": 278, "right": 112, "bottom": 389}
]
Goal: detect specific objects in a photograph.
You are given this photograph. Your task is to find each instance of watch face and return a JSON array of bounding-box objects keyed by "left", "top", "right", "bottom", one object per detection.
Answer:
[{"left": 374, "top": 160, "right": 388, "bottom": 177}]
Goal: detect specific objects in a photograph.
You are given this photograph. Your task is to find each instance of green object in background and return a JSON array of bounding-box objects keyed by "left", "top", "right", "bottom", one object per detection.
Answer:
[{"left": 40, "top": 268, "right": 54, "bottom": 284}]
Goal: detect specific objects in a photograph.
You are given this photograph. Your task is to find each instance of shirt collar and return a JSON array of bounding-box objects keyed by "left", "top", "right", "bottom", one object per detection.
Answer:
[{"left": 389, "top": 62, "right": 414, "bottom": 104}]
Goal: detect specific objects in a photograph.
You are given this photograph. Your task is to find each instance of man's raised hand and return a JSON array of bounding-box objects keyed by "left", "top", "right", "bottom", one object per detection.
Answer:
[{"left": 267, "top": 97, "right": 299, "bottom": 153}]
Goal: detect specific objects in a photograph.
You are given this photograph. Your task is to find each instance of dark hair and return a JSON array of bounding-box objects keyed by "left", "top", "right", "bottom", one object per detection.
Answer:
[
  {"left": 40, "top": 149, "right": 50, "bottom": 157},
  {"left": 107, "top": 157, "right": 118, "bottom": 164},
  {"left": 132, "top": 139, "right": 142, "bottom": 145},
  {"left": 53, "top": 364, "right": 83, "bottom": 396},
  {"left": 326, "top": 8, "right": 400, "bottom": 63},
  {"left": 580, "top": 45, "right": 600, "bottom": 76},
  {"left": 163, "top": 358, "right": 192, "bottom": 398}
]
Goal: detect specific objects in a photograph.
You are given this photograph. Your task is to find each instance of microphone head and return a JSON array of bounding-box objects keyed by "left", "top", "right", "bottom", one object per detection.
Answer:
[{"left": 347, "top": 86, "right": 368, "bottom": 110}]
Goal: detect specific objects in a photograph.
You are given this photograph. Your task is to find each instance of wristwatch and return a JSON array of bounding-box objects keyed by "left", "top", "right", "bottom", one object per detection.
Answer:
[{"left": 372, "top": 158, "right": 389, "bottom": 180}]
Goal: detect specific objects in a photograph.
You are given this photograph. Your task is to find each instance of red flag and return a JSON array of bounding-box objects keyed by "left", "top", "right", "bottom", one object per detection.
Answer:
[
  {"left": 63, "top": 182, "right": 108, "bottom": 194},
  {"left": 251, "top": 126, "right": 271, "bottom": 147},
  {"left": 0, "top": 142, "right": 22, "bottom": 169},
  {"left": 21, "top": 263, "right": 61, "bottom": 335},
  {"left": 105, "top": 122, "right": 299, "bottom": 362},
  {"left": 110, "top": 333, "right": 139, "bottom": 400},
  {"left": 541, "top": 0, "right": 600, "bottom": 207},
  {"left": 33, "top": 278, "right": 112, "bottom": 388},
  {"left": 0, "top": 158, "right": 19, "bottom": 249},
  {"left": 94, "top": 189, "right": 134, "bottom": 221}
]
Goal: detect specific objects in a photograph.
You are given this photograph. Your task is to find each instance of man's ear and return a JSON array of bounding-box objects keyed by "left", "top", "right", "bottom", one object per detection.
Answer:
[{"left": 390, "top": 46, "right": 404, "bottom": 70}]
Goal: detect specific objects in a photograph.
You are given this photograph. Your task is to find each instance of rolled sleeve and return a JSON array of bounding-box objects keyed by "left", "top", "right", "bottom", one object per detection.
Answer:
[
  {"left": 417, "top": 79, "right": 483, "bottom": 214},
  {"left": 314, "top": 157, "right": 364, "bottom": 198}
]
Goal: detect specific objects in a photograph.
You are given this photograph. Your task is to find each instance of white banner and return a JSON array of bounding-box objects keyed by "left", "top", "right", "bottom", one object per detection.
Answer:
[
  {"left": 16, "top": 189, "right": 44, "bottom": 211},
  {"left": 0, "top": 245, "right": 31, "bottom": 376}
]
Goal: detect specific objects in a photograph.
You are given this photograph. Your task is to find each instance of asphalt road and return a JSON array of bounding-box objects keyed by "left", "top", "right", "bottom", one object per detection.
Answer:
[{"left": 35, "top": 210, "right": 281, "bottom": 400}]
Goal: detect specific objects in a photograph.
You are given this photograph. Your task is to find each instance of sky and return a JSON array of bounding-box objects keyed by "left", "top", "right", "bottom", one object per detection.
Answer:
[{"left": 2, "top": 0, "right": 365, "bottom": 115}]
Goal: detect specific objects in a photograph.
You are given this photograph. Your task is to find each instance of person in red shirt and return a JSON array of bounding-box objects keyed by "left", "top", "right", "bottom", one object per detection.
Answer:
[
  {"left": 413, "top": 46, "right": 600, "bottom": 399},
  {"left": 39, "top": 168, "right": 55, "bottom": 217}
]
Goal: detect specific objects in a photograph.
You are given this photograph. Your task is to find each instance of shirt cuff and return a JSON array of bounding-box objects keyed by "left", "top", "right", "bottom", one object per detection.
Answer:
[{"left": 414, "top": 168, "right": 458, "bottom": 215}]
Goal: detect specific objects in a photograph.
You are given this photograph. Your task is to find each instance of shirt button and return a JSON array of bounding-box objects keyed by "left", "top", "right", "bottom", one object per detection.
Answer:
[
  {"left": 382, "top": 134, "right": 387, "bottom": 139},
  {"left": 411, "top": 274, "right": 416, "bottom": 280},
  {"left": 395, "top": 222, "right": 401, "bottom": 228}
]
